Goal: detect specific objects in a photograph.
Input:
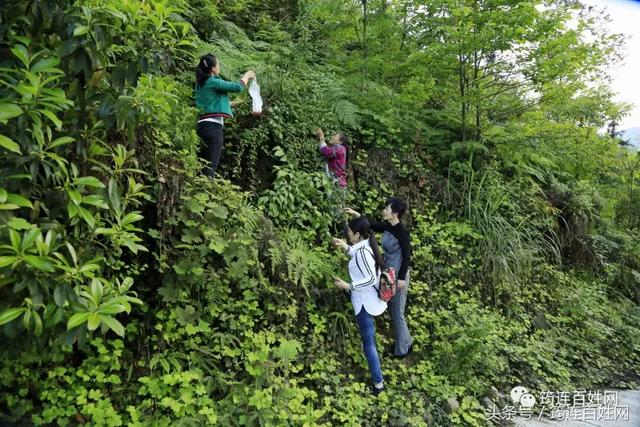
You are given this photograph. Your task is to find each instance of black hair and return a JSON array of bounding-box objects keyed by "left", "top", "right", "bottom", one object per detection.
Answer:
[
  {"left": 336, "top": 132, "right": 348, "bottom": 145},
  {"left": 196, "top": 54, "right": 217, "bottom": 88},
  {"left": 386, "top": 197, "right": 408, "bottom": 219},
  {"left": 348, "top": 216, "right": 384, "bottom": 270}
]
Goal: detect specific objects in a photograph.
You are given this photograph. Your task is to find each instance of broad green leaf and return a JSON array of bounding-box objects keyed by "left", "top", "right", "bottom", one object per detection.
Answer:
[
  {"left": 82, "top": 195, "right": 109, "bottom": 209},
  {"left": 101, "top": 315, "right": 124, "bottom": 337},
  {"left": 73, "top": 25, "right": 90, "bottom": 36},
  {"left": 54, "top": 284, "right": 68, "bottom": 306},
  {"left": 0, "top": 256, "right": 18, "bottom": 268},
  {"left": 121, "top": 212, "right": 144, "bottom": 226},
  {"left": 6, "top": 194, "right": 32, "bottom": 208},
  {"left": 79, "top": 262, "right": 100, "bottom": 273},
  {"left": 30, "top": 57, "right": 60, "bottom": 73},
  {"left": 0, "top": 188, "right": 6, "bottom": 203},
  {"left": 90, "top": 278, "right": 103, "bottom": 303},
  {"left": 108, "top": 178, "right": 122, "bottom": 213},
  {"left": 99, "top": 303, "right": 127, "bottom": 315},
  {"left": 11, "top": 45, "right": 29, "bottom": 67},
  {"left": 44, "top": 304, "right": 64, "bottom": 327},
  {"left": 21, "top": 228, "right": 40, "bottom": 250},
  {"left": 78, "top": 206, "right": 95, "bottom": 228},
  {"left": 39, "top": 109, "right": 62, "bottom": 129},
  {"left": 23, "top": 255, "right": 55, "bottom": 272},
  {"left": 121, "top": 277, "right": 134, "bottom": 289},
  {"left": 87, "top": 312, "right": 101, "bottom": 331},
  {"left": 122, "top": 239, "right": 146, "bottom": 254},
  {"left": 16, "top": 84, "right": 37, "bottom": 98},
  {"left": 75, "top": 176, "right": 105, "bottom": 188},
  {"left": 127, "top": 297, "right": 143, "bottom": 306},
  {"left": 0, "top": 103, "right": 24, "bottom": 123},
  {"left": 67, "top": 202, "right": 78, "bottom": 217},
  {"left": 0, "top": 134, "right": 21, "bottom": 154},
  {"left": 7, "top": 217, "right": 32, "bottom": 230},
  {"left": 274, "top": 338, "right": 301, "bottom": 361},
  {"left": 68, "top": 190, "right": 82, "bottom": 205},
  {"left": 33, "top": 311, "right": 43, "bottom": 336},
  {"left": 208, "top": 236, "right": 227, "bottom": 253},
  {"left": 44, "top": 230, "right": 55, "bottom": 248},
  {"left": 94, "top": 227, "right": 116, "bottom": 235},
  {"left": 49, "top": 136, "right": 75, "bottom": 149},
  {"left": 67, "top": 312, "right": 90, "bottom": 330},
  {"left": 66, "top": 242, "right": 77, "bottom": 265},
  {"left": 22, "top": 309, "right": 31, "bottom": 330},
  {"left": 0, "top": 307, "right": 26, "bottom": 325},
  {"left": 9, "top": 229, "right": 20, "bottom": 250},
  {"left": 211, "top": 205, "right": 229, "bottom": 219},
  {"left": 35, "top": 238, "right": 49, "bottom": 257},
  {"left": 13, "top": 35, "right": 29, "bottom": 45}
]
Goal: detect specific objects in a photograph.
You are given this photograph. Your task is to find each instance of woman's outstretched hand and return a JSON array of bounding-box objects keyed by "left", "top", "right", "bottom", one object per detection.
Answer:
[
  {"left": 241, "top": 70, "right": 256, "bottom": 84},
  {"left": 334, "top": 277, "right": 349, "bottom": 290},
  {"left": 314, "top": 128, "right": 325, "bottom": 141},
  {"left": 332, "top": 237, "right": 348, "bottom": 251},
  {"left": 343, "top": 207, "right": 360, "bottom": 218}
]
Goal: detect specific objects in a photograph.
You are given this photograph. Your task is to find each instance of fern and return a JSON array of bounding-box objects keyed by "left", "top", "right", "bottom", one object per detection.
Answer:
[
  {"left": 324, "top": 81, "right": 362, "bottom": 128},
  {"left": 267, "top": 228, "right": 335, "bottom": 298},
  {"left": 332, "top": 99, "right": 361, "bottom": 128}
]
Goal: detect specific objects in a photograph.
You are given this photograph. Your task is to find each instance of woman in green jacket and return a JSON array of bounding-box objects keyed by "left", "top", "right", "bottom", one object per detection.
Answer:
[{"left": 195, "top": 54, "right": 255, "bottom": 177}]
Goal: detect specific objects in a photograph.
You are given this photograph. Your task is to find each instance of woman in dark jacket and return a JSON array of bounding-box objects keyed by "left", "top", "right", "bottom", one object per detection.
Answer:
[
  {"left": 344, "top": 197, "right": 413, "bottom": 357},
  {"left": 195, "top": 54, "right": 255, "bottom": 177}
]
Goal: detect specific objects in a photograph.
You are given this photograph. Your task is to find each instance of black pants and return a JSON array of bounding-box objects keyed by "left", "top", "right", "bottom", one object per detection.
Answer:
[{"left": 197, "top": 121, "right": 224, "bottom": 178}]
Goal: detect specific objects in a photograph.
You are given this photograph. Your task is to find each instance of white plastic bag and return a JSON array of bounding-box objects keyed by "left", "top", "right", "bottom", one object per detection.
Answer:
[{"left": 248, "top": 78, "right": 263, "bottom": 115}]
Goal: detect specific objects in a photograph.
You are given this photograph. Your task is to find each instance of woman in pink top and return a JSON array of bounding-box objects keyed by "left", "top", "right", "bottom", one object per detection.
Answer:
[{"left": 315, "top": 128, "right": 347, "bottom": 188}]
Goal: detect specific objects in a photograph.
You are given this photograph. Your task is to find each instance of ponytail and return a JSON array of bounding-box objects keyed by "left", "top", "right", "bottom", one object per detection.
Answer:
[
  {"left": 196, "top": 54, "right": 217, "bottom": 88},
  {"left": 368, "top": 235, "right": 385, "bottom": 272},
  {"left": 348, "top": 216, "right": 384, "bottom": 272}
]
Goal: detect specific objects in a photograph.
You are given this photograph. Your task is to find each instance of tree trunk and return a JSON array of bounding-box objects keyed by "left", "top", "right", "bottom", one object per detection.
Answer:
[
  {"left": 400, "top": 0, "right": 409, "bottom": 52},
  {"left": 362, "top": 0, "right": 368, "bottom": 88},
  {"left": 459, "top": 52, "right": 467, "bottom": 143}
]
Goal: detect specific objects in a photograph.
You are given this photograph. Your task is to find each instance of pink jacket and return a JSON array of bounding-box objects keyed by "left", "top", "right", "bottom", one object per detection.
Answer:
[{"left": 319, "top": 143, "right": 347, "bottom": 187}]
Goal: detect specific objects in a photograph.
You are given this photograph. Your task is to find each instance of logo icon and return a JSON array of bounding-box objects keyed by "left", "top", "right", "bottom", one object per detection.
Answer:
[
  {"left": 520, "top": 393, "right": 536, "bottom": 408},
  {"left": 511, "top": 386, "right": 528, "bottom": 404},
  {"left": 510, "top": 386, "right": 536, "bottom": 408}
]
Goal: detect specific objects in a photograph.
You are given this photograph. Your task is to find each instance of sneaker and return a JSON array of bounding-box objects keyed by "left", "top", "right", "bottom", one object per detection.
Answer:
[{"left": 371, "top": 385, "right": 385, "bottom": 396}]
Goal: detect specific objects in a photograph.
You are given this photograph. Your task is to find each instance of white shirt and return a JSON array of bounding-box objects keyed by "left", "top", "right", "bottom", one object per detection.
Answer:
[
  {"left": 198, "top": 116, "right": 224, "bottom": 125},
  {"left": 346, "top": 239, "right": 387, "bottom": 316}
]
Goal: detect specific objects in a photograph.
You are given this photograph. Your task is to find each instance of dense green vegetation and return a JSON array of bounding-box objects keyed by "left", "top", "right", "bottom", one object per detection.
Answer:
[{"left": 1, "top": 0, "right": 639, "bottom": 425}]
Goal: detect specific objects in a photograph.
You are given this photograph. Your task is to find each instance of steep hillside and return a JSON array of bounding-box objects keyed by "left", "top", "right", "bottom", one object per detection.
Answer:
[{"left": 1, "top": 1, "right": 639, "bottom": 426}]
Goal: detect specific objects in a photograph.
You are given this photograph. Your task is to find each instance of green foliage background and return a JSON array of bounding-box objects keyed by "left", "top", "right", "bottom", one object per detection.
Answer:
[{"left": 0, "top": 0, "right": 639, "bottom": 425}]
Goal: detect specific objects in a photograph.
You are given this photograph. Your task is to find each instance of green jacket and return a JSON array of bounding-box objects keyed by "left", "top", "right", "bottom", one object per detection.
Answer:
[{"left": 195, "top": 75, "right": 246, "bottom": 118}]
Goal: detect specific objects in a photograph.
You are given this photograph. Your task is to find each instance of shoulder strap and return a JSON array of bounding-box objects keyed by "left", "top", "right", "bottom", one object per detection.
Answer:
[{"left": 362, "top": 247, "right": 381, "bottom": 274}]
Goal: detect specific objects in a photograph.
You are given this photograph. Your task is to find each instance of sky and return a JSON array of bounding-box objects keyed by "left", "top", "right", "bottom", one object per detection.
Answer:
[{"left": 584, "top": 0, "right": 640, "bottom": 130}]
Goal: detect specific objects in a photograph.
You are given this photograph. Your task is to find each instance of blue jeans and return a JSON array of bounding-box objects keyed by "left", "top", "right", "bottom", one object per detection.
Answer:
[
  {"left": 390, "top": 272, "right": 413, "bottom": 356},
  {"left": 355, "top": 308, "right": 383, "bottom": 384}
]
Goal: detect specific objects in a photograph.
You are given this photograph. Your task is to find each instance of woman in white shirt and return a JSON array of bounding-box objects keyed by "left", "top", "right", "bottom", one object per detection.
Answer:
[{"left": 332, "top": 216, "right": 387, "bottom": 395}]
